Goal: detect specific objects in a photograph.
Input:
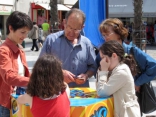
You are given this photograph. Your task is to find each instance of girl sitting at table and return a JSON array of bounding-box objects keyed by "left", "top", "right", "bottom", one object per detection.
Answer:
[
  {"left": 17, "top": 54, "right": 70, "bottom": 117},
  {"left": 96, "top": 40, "right": 141, "bottom": 117}
]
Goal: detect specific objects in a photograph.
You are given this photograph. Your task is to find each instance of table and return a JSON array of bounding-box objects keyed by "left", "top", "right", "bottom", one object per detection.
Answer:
[
  {"left": 11, "top": 88, "right": 114, "bottom": 117},
  {"left": 70, "top": 88, "right": 114, "bottom": 117}
]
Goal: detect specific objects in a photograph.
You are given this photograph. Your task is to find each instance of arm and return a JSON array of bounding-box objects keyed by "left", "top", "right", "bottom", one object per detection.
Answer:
[
  {"left": 75, "top": 71, "right": 95, "bottom": 85},
  {"left": 0, "top": 48, "right": 29, "bottom": 86},
  {"left": 75, "top": 43, "right": 97, "bottom": 85},
  {"left": 133, "top": 47, "right": 156, "bottom": 86},
  {"left": 64, "top": 82, "right": 70, "bottom": 98},
  {"left": 28, "top": 27, "right": 34, "bottom": 38},
  {"left": 96, "top": 70, "right": 127, "bottom": 97},
  {"left": 17, "top": 93, "right": 32, "bottom": 107}
]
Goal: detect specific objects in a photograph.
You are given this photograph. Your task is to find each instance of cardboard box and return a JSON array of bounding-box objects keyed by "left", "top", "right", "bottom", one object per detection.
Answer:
[
  {"left": 70, "top": 88, "right": 114, "bottom": 117},
  {"left": 11, "top": 88, "right": 114, "bottom": 117},
  {"left": 10, "top": 95, "right": 33, "bottom": 117}
]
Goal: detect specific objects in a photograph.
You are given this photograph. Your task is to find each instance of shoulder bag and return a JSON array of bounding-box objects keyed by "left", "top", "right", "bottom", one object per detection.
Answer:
[{"left": 130, "top": 47, "right": 156, "bottom": 114}]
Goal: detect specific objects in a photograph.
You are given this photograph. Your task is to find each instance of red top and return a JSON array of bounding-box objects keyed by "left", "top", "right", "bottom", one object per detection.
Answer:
[
  {"left": 31, "top": 91, "right": 70, "bottom": 117},
  {"left": 0, "top": 38, "right": 30, "bottom": 109}
]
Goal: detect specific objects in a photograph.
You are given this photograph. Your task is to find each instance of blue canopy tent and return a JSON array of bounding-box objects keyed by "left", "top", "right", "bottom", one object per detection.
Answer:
[{"left": 79, "top": 0, "right": 107, "bottom": 48}]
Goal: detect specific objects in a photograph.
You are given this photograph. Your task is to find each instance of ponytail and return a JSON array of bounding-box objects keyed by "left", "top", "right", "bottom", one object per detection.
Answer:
[{"left": 122, "top": 54, "right": 138, "bottom": 77}]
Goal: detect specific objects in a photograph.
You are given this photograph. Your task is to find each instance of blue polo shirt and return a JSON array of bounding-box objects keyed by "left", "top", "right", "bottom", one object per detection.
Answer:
[{"left": 40, "top": 31, "right": 97, "bottom": 87}]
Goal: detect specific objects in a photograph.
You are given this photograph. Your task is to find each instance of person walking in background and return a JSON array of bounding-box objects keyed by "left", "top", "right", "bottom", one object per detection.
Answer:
[
  {"left": 38, "top": 25, "right": 43, "bottom": 48},
  {"left": 28, "top": 22, "right": 39, "bottom": 51},
  {"left": 42, "top": 20, "right": 49, "bottom": 39},
  {"left": 0, "top": 11, "right": 33, "bottom": 117},
  {"left": 96, "top": 40, "right": 140, "bottom": 117},
  {"left": 40, "top": 8, "right": 97, "bottom": 88},
  {"left": 17, "top": 54, "right": 70, "bottom": 117}
]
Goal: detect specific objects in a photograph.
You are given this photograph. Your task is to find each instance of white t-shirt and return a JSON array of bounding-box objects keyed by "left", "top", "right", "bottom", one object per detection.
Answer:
[
  {"left": 18, "top": 55, "right": 25, "bottom": 76},
  {"left": 0, "top": 30, "right": 1, "bottom": 37}
]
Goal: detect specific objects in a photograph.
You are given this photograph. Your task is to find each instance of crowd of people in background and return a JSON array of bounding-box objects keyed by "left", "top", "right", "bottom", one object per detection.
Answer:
[
  {"left": 26, "top": 15, "right": 65, "bottom": 52},
  {"left": 124, "top": 20, "right": 156, "bottom": 46}
]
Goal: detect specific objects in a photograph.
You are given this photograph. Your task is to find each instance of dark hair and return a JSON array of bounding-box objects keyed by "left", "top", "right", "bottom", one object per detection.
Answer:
[
  {"left": 99, "top": 18, "right": 128, "bottom": 42},
  {"left": 99, "top": 40, "right": 137, "bottom": 76},
  {"left": 38, "top": 25, "right": 42, "bottom": 29},
  {"left": 26, "top": 54, "right": 66, "bottom": 98},
  {"left": 65, "top": 8, "right": 86, "bottom": 25},
  {"left": 33, "top": 22, "right": 36, "bottom": 25},
  {"left": 6, "top": 11, "right": 33, "bottom": 34}
]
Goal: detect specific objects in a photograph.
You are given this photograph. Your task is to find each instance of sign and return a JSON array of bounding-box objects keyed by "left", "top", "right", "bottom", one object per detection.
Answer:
[
  {"left": 10, "top": 94, "right": 33, "bottom": 117},
  {"left": 0, "top": 5, "right": 13, "bottom": 15},
  {"left": 0, "top": 1, "right": 13, "bottom": 5},
  {"left": 143, "top": 13, "right": 156, "bottom": 17}
]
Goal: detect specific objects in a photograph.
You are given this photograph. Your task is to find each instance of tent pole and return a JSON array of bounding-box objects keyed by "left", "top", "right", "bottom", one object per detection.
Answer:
[{"left": 106, "top": 0, "right": 109, "bottom": 18}]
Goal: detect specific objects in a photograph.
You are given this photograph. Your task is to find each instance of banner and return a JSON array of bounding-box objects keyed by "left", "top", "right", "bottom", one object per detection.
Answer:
[{"left": 79, "top": 0, "right": 106, "bottom": 47}]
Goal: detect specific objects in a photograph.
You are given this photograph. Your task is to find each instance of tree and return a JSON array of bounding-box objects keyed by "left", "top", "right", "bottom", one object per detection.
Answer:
[
  {"left": 133, "top": 0, "right": 144, "bottom": 49},
  {"left": 49, "top": 0, "right": 59, "bottom": 33}
]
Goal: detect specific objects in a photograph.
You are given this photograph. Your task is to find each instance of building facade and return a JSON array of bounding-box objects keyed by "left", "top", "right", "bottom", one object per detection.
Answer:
[
  {"left": 0, "top": 0, "right": 73, "bottom": 39},
  {"left": 109, "top": 0, "right": 156, "bottom": 25},
  {"left": 0, "top": 1, "right": 15, "bottom": 39}
]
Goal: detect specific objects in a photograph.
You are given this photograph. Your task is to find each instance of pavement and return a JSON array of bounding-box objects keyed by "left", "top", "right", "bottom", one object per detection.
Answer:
[{"left": 2, "top": 38, "right": 156, "bottom": 116}]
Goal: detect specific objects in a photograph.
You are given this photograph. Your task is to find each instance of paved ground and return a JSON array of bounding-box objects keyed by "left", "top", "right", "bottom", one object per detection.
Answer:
[{"left": 2, "top": 38, "right": 156, "bottom": 116}]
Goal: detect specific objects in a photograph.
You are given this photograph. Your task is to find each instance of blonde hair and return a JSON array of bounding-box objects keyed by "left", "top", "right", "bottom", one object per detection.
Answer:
[{"left": 99, "top": 18, "right": 128, "bottom": 41}]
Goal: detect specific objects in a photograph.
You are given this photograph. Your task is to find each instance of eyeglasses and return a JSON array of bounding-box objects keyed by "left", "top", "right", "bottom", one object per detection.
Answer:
[
  {"left": 102, "top": 32, "right": 114, "bottom": 39},
  {"left": 66, "top": 24, "right": 81, "bottom": 33}
]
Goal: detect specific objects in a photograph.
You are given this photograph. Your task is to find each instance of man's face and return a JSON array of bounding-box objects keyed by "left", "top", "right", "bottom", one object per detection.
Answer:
[{"left": 64, "top": 14, "right": 83, "bottom": 41}]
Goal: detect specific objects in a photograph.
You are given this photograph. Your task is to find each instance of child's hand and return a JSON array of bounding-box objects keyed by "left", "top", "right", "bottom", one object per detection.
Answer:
[{"left": 100, "top": 57, "right": 110, "bottom": 71}]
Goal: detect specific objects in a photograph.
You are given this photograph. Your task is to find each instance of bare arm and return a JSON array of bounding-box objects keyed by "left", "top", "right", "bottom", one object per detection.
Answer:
[
  {"left": 17, "top": 93, "right": 32, "bottom": 108},
  {"left": 64, "top": 82, "right": 70, "bottom": 98}
]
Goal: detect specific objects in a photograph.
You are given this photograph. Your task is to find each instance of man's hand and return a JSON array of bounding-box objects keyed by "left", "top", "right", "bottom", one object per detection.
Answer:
[
  {"left": 63, "top": 70, "right": 75, "bottom": 83},
  {"left": 75, "top": 73, "right": 88, "bottom": 85}
]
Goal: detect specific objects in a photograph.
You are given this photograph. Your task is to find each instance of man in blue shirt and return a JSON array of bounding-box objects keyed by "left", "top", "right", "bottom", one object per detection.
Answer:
[{"left": 39, "top": 8, "right": 97, "bottom": 87}]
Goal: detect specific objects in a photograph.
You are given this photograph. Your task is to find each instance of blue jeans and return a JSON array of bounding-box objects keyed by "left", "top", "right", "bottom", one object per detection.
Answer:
[{"left": 0, "top": 105, "right": 10, "bottom": 117}]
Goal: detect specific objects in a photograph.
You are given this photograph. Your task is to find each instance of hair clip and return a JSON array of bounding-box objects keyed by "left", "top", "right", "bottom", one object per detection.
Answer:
[{"left": 124, "top": 53, "right": 128, "bottom": 57}]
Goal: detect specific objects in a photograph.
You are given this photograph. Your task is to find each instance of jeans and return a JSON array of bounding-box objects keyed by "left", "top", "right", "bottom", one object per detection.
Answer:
[{"left": 0, "top": 105, "right": 10, "bottom": 117}]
